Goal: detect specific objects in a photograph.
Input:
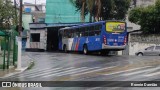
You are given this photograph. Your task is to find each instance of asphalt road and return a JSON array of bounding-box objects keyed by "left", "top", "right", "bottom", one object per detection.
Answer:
[{"left": 1, "top": 52, "right": 160, "bottom": 90}]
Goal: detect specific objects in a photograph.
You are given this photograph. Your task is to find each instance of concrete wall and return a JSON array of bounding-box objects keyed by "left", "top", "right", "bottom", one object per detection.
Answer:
[
  {"left": 136, "top": 0, "right": 156, "bottom": 7},
  {"left": 129, "top": 34, "right": 160, "bottom": 55},
  {"left": 129, "top": 42, "right": 159, "bottom": 55}
]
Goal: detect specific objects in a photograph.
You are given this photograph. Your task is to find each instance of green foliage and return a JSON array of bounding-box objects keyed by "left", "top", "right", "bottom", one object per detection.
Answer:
[
  {"left": 112, "top": 0, "right": 131, "bottom": 20},
  {"left": 0, "top": 0, "right": 17, "bottom": 29},
  {"left": 128, "top": 7, "right": 142, "bottom": 24},
  {"left": 129, "top": 0, "right": 160, "bottom": 34},
  {"left": 70, "top": 0, "right": 131, "bottom": 22}
]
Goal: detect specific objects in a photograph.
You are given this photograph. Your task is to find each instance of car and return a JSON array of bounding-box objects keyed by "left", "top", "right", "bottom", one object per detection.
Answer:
[{"left": 135, "top": 46, "right": 160, "bottom": 56}]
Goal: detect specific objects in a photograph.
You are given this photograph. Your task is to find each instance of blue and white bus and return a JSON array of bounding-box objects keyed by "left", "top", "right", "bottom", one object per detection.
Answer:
[{"left": 58, "top": 21, "right": 127, "bottom": 54}]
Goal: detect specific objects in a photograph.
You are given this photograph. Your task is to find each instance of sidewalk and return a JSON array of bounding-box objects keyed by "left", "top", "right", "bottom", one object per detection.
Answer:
[{"left": 0, "top": 51, "right": 33, "bottom": 78}]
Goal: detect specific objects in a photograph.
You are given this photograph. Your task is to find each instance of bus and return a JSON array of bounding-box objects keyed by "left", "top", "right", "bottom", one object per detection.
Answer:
[{"left": 58, "top": 20, "right": 127, "bottom": 55}]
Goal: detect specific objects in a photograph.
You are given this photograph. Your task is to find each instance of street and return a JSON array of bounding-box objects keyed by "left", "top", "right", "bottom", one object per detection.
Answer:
[{"left": 0, "top": 52, "right": 160, "bottom": 90}]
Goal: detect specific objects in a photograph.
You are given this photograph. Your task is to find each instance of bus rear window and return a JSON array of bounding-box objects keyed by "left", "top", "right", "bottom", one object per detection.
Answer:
[{"left": 106, "top": 22, "right": 125, "bottom": 33}]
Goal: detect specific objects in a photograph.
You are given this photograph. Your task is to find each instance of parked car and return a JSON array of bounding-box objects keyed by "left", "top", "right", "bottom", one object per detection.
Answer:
[{"left": 135, "top": 46, "right": 160, "bottom": 56}]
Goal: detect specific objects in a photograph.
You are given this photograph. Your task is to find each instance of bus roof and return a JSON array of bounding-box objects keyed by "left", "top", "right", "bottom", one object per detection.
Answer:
[{"left": 59, "top": 20, "right": 125, "bottom": 30}]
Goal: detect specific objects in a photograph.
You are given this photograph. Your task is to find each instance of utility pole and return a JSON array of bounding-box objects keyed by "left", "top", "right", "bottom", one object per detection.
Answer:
[
  {"left": 14, "top": 0, "right": 18, "bottom": 25},
  {"left": 16, "top": 0, "right": 23, "bottom": 71},
  {"left": 19, "top": 0, "right": 23, "bottom": 36}
]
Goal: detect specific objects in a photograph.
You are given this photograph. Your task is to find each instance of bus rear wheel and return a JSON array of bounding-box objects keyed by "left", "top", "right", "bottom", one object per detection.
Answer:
[{"left": 83, "top": 45, "right": 88, "bottom": 55}]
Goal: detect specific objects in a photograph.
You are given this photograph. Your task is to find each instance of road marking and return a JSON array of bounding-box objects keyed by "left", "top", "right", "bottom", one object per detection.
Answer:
[
  {"left": 71, "top": 66, "right": 116, "bottom": 76},
  {"left": 122, "top": 66, "right": 160, "bottom": 76},
  {"left": 21, "top": 67, "right": 75, "bottom": 78},
  {"left": 9, "top": 67, "right": 63, "bottom": 78},
  {"left": 57, "top": 67, "right": 100, "bottom": 77},
  {"left": 41, "top": 67, "right": 91, "bottom": 78},
  {"left": 103, "top": 66, "right": 152, "bottom": 76},
  {"left": 144, "top": 71, "right": 160, "bottom": 77},
  {"left": 28, "top": 67, "right": 86, "bottom": 78},
  {"left": 24, "top": 67, "right": 62, "bottom": 74}
]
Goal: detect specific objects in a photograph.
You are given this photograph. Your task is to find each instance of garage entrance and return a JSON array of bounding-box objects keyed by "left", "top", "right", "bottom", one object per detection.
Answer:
[
  {"left": 47, "top": 27, "right": 65, "bottom": 51},
  {"left": 46, "top": 24, "right": 79, "bottom": 51}
]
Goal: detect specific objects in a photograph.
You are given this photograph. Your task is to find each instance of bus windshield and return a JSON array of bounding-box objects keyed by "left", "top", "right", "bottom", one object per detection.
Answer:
[{"left": 106, "top": 22, "right": 125, "bottom": 33}]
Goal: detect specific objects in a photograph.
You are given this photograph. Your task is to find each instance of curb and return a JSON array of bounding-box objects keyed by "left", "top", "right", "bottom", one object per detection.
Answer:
[{"left": 0, "top": 60, "right": 35, "bottom": 78}]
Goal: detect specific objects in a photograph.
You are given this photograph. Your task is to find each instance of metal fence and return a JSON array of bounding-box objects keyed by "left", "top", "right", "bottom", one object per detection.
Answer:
[{"left": 0, "top": 30, "right": 18, "bottom": 69}]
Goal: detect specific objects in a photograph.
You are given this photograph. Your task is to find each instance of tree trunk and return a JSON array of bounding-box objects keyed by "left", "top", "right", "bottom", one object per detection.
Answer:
[
  {"left": 95, "top": 0, "right": 101, "bottom": 21},
  {"left": 89, "top": 13, "right": 92, "bottom": 22},
  {"left": 81, "top": 1, "right": 85, "bottom": 22}
]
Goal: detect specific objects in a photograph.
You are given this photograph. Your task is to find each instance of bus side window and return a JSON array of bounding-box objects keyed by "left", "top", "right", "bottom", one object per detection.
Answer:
[
  {"left": 84, "top": 27, "right": 89, "bottom": 36},
  {"left": 65, "top": 29, "right": 70, "bottom": 38},
  {"left": 59, "top": 30, "right": 63, "bottom": 38},
  {"left": 79, "top": 27, "right": 85, "bottom": 37},
  {"left": 71, "top": 29, "right": 74, "bottom": 38},
  {"left": 73, "top": 28, "right": 79, "bottom": 37},
  {"left": 73, "top": 29, "right": 76, "bottom": 37},
  {"left": 95, "top": 25, "right": 101, "bottom": 36},
  {"left": 67, "top": 30, "right": 72, "bottom": 38},
  {"left": 76, "top": 28, "right": 80, "bottom": 37},
  {"left": 89, "top": 26, "right": 95, "bottom": 36},
  {"left": 63, "top": 30, "right": 66, "bottom": 38},
  {"left": 81, "top": 27, "right": 85, "bottom": 36}
]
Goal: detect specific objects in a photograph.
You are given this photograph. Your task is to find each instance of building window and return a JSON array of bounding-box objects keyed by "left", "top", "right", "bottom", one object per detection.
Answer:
[
  {"left": 31, "top": 33, "right": 40, "bottom": 42},
  {"left": 38, "top": 18, "right": 45, "bottom": 23}
]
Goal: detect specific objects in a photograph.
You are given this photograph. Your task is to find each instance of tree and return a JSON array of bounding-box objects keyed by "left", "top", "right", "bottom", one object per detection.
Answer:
[
  {"left": 70, "top": 0, "right": 88, "bottom": 22},
  {"left": 113, "top": 0, "right": 131, "bottom": 20},
  {"left": 0, "top": 0, "right": 17, "bottom": 30},
  {"left": 86, "top": 0, "right": 94, "bottom": 22},
  {"left": 129, "top": 0, "right": 160, "bottom": 34},
  {"left": 70, "top": 0, "right": 131, "bottom": 22}
]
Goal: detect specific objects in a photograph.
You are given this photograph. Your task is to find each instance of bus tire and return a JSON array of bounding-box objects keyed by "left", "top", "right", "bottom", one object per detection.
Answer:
[
  {"left": 63, "top": 45, "right": 67, "bottom": 53},
  {"left": 83, "top": 45, "right": 88, "bottom": 55}
]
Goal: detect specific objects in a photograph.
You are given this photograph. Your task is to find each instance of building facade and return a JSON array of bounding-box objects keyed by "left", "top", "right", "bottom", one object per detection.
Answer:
[
  {"left": 23, "top": 2, "right": 46, "bottom": 23},
  {"left": 45, "top": 0, "right": 89, "bottom": 23},
  {"left": 131, "top": 0, "right": 156, "bottom": 8}
]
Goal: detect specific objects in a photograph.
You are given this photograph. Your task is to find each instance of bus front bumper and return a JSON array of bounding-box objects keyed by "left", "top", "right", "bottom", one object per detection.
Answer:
[{"left": 102, "top": 44, "right": 126, "bottom": 50}]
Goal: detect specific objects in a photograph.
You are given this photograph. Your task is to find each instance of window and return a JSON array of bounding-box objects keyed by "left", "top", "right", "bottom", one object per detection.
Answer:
[
  {"left": 145, "top": 46, "right": 154, "bottom": 50},
  {"left": 94, "top": 25, "right": 101, "bottom": 36},
  {"left": 76, "top": 28, "right": 80, "bottom": 37},
  {"left": 38, "top": 18, "right": 45, "bottom": 23},
  {"left": 88, "top": 26, "right": 95, "bottom": 36},
  {"left": 31, "top": 33, "right": 40, "bottom": 42},
  {"left": 63, "top": 30, "right": 67, "bottom": 38},
  {"left": 59, "top": 30, "right": 63, "bottom": 38},
  {"left": 67, "top": 30, "right": 72, "bottom": 38},
  {"left": 84, "top": 27, "right": 89, "bottom": 36},
  {"left": 155, "top": 46, "right": 160, "bottom": 50},
  {"left": 79, "top": 27, "right": 86, "bottom": 37},
  {"left": 70, "top": 29, "right": 74, "bottom": 38}
]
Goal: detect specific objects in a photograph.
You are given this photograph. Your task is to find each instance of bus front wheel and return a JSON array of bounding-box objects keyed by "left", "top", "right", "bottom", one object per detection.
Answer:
[{"left": 83, "top": 45, "right": 88, "bottom": 55}]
